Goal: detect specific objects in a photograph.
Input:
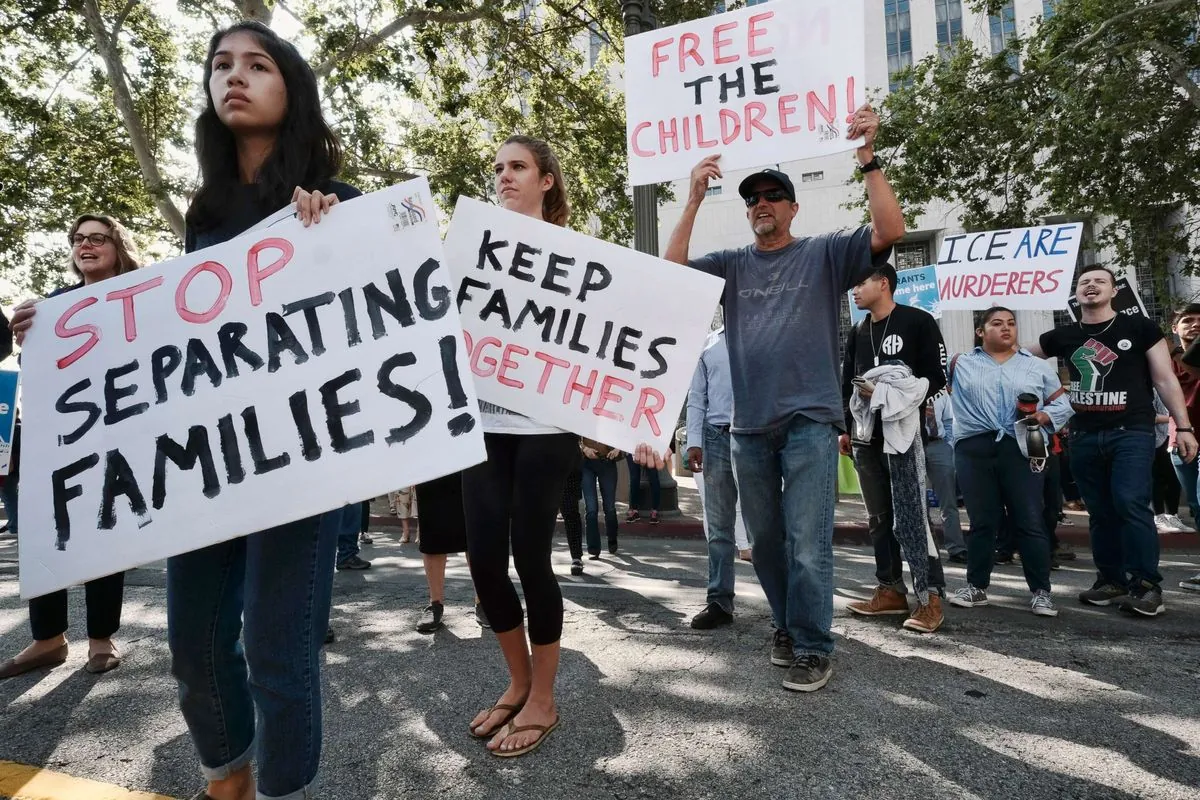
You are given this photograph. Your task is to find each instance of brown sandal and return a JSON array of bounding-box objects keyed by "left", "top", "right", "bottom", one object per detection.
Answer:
[
  {"left": 491, "top": 715, "right": 561, "bottom": 758},
  {"left": 469, "top": 702, "right": 524, "bottom": 739}
]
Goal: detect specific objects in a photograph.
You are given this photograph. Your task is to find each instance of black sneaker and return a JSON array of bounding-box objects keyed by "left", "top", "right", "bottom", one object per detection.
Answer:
[
  {"left": 782, "top": 654, "right": 832, "bottom": 692},
  {"left": 690, "top": 603, "right": 733, "bottom": 630},
  {"left": 416, "top": 602, "right": 444, "bottom": 634},
  {"left": 475, "top": 603, "right": 491, "bottom": 629},
  {"left": 336, "top": 555, "right": 371, "bottom": 571},
  {"left": 1078, "top": 579, "right": 1129, "bottom": 606},
  {"left": 993, "top": 551, "right": 1014, "bottom": 565},
  {"left": 947, "top": 551, "right": 968, "bottom": 564},
  {"left": 588, "top": 551, "right": 601, "bottom": 561},
  {"left": 608, "top": 539, "right": 619, "bottom": 555},
  {"left": 1118, "top": 582, "right": 1164, "bottom": 617},
  {"left": 770, "top": 629, "right": 793, "bottom": 667},
  {"left": 323, "top": 628, "right": 336, "bottom": 645},
  {"left": 570, "top": 559, "right": 584, "bottom": 576}
]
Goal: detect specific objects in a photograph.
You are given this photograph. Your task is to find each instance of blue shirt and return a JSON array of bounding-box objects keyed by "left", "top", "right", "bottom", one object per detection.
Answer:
[
  {"left": 949, "top": 347, "right": 1073, "bottom": 442},
  {"left": 686, "top": 328, "right": 734, "bottom": 450},
  {"left": 926, "top": 392, "right": 956, "bottom": 447}
]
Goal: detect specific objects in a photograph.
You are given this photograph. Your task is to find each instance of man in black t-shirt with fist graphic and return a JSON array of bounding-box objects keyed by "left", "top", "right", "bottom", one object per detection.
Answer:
[{"left": 1034, "top": 266, "right": 1197, "bottom": 616}]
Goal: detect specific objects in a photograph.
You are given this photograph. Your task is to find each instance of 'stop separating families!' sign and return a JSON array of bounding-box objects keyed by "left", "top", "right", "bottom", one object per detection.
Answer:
[
  {"left": 624, "top": 1, "right": 866, "bottom": 186},
  {"left": 19, "top": 179, "right": 486, "bottom": 599},
  {"left": 935, "top": 223, "right": 1084, "bottom": 311},
  {"left": 443, "top": 198, "right": 724, "bottom": 455},
  {"left": 848, "top": 264, "right": 940, "bottom": 324}
]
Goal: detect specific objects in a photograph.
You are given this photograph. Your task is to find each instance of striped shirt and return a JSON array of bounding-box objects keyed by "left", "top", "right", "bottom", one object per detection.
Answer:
[{"left": 949, "top": 347, "right": 1073, "bottom": 442}]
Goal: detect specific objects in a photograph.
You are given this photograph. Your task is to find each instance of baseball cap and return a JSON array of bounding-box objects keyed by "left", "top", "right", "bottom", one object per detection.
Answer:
[{"left": 737, "top": 169, "right": 796, "bottom": 203}]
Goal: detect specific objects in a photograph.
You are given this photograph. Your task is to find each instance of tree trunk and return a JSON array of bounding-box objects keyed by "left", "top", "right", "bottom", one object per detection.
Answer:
[
  {"left": 79, "top": 0, "right": 186, "bottom": 241},
  {"left": 237, "top": 0, "right": 273, "bottom": 24}
]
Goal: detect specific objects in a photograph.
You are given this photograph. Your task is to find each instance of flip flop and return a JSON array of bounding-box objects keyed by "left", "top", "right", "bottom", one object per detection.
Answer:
[
  {"left": 469, "top": 702, "right": 524, "bottom": 739},
  {"left": 491, "top": 715, "right": 560, "bottom": 758}
]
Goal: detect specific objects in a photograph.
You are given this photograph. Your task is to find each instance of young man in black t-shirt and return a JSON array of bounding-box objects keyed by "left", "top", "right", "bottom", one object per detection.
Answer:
[
  {"left": 840, "top": 265, "right": 948, "bottom": 632},
  {"left": 1034, "top": 266, "right": 1197, "bottom": 616}
]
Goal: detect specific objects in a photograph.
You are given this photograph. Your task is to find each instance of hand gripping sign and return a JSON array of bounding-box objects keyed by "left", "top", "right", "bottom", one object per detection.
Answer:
[
  {"left": 18, "top": 179, "right": 485, "bottom": 599},
  {"left": 624, "top": 0, "right": 867, "bottom": 186},
  {"left": 443, "top": 197, "right": 724, "bottom": 455}
]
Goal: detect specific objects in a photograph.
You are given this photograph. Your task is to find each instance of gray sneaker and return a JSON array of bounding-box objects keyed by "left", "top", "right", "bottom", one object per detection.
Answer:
[
  {"left": 1180, "top": 572, "right": 1200, "bottom": 593},
  {"left": 948, "top": 585, "right": 988, "bottom": 608},
  {"left": 782, "top": 655, "right": 832, "bottom": 693},
  {"left": 1078, "top": 580, "right": 1128, "bottom": 607},
  {"left": 1031, "top": 590, "right": 1059, "bottom": 617},
  {"left": 770, "top": 629, "right": 793, "bottom": 667},
  {"left": 1118, "top": 582, "right": 1164, "bottom": 617}
]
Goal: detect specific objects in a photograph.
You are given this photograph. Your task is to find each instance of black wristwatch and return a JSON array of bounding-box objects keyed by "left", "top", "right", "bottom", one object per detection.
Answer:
[
  {"left": 1178, "top": 427, "right": 1195, "bottom": 433},
  {"left": 858, "top": 155, "right": 883, "bottom": 174}
]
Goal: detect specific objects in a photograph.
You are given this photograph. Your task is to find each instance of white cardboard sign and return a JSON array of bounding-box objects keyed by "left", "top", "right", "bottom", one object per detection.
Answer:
[
  {"left": 624, "top": 0, "right": 866, "bottom": 186},
  {"left": 18, "top": 179, "right": 486, "bottom": 599},
  {"left": 935, "top": 223, "right": 1084, "bottom": 311},
  {"left": 443, "top": 197, "right": 724, "bottom": 454}
]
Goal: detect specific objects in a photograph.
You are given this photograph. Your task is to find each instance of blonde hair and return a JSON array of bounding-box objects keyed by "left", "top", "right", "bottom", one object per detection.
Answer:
[
  {"left": 67, "top": 214, "right": 140, "bottom": 280},
  {"left": 502, "top": 135, "right": 570, "bottom": 228}
]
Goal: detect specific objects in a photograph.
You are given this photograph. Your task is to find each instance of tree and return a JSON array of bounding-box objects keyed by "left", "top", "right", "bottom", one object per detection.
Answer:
[
  {"left": 860, "top": 0, "right": 1200, "bottom": 301},
  {"left": 0, "top": 0, "right": 718, "bottom": 301}
]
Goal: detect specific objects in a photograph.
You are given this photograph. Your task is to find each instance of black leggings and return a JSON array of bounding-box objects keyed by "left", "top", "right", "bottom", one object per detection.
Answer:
[
  {"left": 29, "top": 572, "right": 125, "bottom": 641},
  {"left": 463, "top": 432, "right": 577, "bottom": 645},
  {"left": 559, "top": 464, "right": 584, "bottom": 560}
]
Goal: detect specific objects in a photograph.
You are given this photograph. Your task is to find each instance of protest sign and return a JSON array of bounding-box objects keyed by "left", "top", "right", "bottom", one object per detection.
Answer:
[
  {"left": 848, "top": 264, "right": 940, "bottom": 324},
  {"left": 0, "top": 370, "right": 17, "bottom": 476},
  {"left": 624, "top": 1, "right": 866, "bottom": 186},
  {"left": 443, "top": 197, "right": 724, "bottom": 454},
  {"left": 18, "top": 179, "right": 486, "bottom": 599},
  {"left": 1065, "top": 275, "right": 1147, "bottom": 321},
  {"left": 935, "top": 223, "right": 1084, "bottom": 311}
]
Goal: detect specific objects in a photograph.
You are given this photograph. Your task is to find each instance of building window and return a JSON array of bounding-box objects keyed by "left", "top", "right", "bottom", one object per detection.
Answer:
[
  {"left": 744, "top": 0, "right": 770, "bottom": 5},
  {"left": 801, "top": 171, "right": 824, "bottom": 183},
  {"left": 894, "top": 240, "right": 931, "bottom": 271},
  {"left": 884, "top": 0, "right": 913, "bottom": 92},
  {"left": 705, "top": 185, "right": 723, "bottom": 197},
  {"left": 990, "top": 1, "right": 1019, "bottom": 71},
  {"left": 589, "top": 29, "right": 605, "bottom": 67},
  {"left": 935, "top": 0, "right": 963, "bottom": 53},
  {"left": 1042, "top": 0, "right": 1056, "bottom": 18}
]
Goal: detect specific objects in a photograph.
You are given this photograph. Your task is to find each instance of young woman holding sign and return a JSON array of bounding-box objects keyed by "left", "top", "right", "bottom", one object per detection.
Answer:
[
  {"left": 171, "top": 22, "right": 358, "bottom": 800},
  {"left": 1, "top": 214, "right": 139, "bottom": 681},
  {"left": 463, "top": 135, "right": 580, "bottom": 757}
]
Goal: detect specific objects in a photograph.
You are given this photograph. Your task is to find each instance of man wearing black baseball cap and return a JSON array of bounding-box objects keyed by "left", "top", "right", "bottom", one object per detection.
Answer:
[{"left": 650, "top": 103, "right": 906, "bottom": 693}]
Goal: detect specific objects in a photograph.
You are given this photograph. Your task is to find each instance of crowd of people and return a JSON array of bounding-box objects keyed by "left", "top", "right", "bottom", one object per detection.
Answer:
[{"left": 0, "top": 17, "right": 1195, "bottom": 800}]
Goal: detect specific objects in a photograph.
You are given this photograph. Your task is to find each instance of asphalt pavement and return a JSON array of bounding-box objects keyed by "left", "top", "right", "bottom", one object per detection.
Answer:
[{"left": 1, "top": 529, "right": 1199, "bottom": 800}]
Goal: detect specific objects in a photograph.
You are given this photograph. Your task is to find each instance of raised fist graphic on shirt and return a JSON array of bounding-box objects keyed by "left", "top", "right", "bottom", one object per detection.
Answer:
[{"left": 1071, "top": 338, "right": 1118, "bottom": 392}]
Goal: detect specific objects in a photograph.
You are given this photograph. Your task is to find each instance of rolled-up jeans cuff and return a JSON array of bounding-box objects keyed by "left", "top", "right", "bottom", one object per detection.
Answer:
[
  {"left": 199, "top": 738, "right": 254, "bottom": 783},
  {"left": 880, "top": 580, "right": 908, "bottom": 595},
  {"left": 260, "top": 778, "right": 317, "bottom": 800}
]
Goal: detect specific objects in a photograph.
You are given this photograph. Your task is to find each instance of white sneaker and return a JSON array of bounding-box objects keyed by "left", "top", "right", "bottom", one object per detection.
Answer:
[
  {"left": 1154, "top": 513, "right": 1174, "bottom": 533},
  {"left": 1165, "top": 514, "right": 1195, "bottom": 533},
  {"left": 1031, "top": 590, "right": 1059, "bottom": 617}
]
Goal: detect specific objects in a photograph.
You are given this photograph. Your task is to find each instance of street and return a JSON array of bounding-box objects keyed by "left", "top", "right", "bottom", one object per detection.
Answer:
[{"left": 1, "top": 531, "right": 1199, "bottom": 800}]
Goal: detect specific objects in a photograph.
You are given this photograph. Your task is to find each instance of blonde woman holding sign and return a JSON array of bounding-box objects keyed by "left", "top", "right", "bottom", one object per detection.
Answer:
[
  {"left": 2, "top": 214, "right": 140, "bottom": 680},
  {"left": 463, "top": 135, "right": 580, "bottom": 757}
]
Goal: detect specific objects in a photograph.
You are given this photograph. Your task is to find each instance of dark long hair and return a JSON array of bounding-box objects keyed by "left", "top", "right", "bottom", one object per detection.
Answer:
[
  {"left": 186, "top": 21, "right": 342, "bottom": 233},
  {"left": 502, "top": 135, "right": 570, "bottom": 228}
]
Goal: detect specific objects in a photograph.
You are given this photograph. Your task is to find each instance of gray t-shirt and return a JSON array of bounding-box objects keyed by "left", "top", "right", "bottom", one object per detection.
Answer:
[{"left": 689, "top": 226, "right": 886, "bottom": 433}]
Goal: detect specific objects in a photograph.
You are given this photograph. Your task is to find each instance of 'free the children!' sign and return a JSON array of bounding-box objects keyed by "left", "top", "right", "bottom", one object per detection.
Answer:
[
  {"left": 443, "top": 198, "right": 724, "bottom": 455},
  {"left": 18, "top": 179, "right": 486, "bottom": 599},
  {"left": 624, "top": 1, "right": 867, "bottom": 186},
  {"left": 935, "top": 223, "right": 1084, "bottom": 311}
]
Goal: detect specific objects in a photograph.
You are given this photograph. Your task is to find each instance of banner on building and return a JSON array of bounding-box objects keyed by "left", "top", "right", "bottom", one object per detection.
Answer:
[
  {"left": 443, "top": 197, "right": 724, "bottom": 454},
  {"left": 18, "top": 179, "right": 486, "bottom": 599},
  {"left": 935, "top": 223, "right": 1084, "bottom": 311},
  {"left": 0, "top": 370, "right": 17, "bottom": 476},
  {"left": 1064, "top": 275, "right": 1147, "bottom": 321},
  {"left": 848, "top": 264, "right": 940, "bottom": 324},
  {"left": 624, "top": 1, "right": 866, "bottom": 186}
]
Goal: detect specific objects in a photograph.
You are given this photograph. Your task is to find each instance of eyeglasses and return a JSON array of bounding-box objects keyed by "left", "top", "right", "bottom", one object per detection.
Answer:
[
  {"left": 743, "top": 190, "right": 790, "bottom": 207},
  {"left": 69, "top": 232, "right": 113, "bottom": 247}
]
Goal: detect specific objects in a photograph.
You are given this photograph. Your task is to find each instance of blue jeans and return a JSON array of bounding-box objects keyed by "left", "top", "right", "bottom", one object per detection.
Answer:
[
  {"left": 702, "top": 424, "right": 738, "bottom": 614},
  {"left": 733, "top": 414, "right": 837, "bottom": 658},
  {"left": 626, "top": 453, "right": 661, "bottom": 511},
  {"left": 332, "top": 504, "right": 362, "bottom": 564},
  {"left": 1171, "top": 451, "right": 1199, "bottom": 519},
  {"left": 1070, "top": 428, "right": 1161, "bottom": 588},
  {"left": 581, "top": 457, "right": 618, "bottom": 554},
  {"left": 166, "top": 514, "right": 337, "bottom": 799}
]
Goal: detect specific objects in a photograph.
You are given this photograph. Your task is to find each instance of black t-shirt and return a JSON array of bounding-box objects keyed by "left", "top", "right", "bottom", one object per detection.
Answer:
[
  {"left": 186, "top": 180, "right": 363, "bottom": 253},
  {"left": 841, "top": 303, "right": 947, "bottom": 438},
  {"left": 1039, "top": 314, "right": 1163, "bottom": 431}
]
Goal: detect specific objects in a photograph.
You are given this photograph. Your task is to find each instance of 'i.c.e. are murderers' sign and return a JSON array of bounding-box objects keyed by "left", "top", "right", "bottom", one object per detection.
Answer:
[
  {"left": 624, "top": 0, "right": 867, "bottom": 186},
  {"left": 443, "top": 198, "right": 724, "bottom": 455},
  {"left": 18, "top": 179, "right": 486, "bottom": 599}
]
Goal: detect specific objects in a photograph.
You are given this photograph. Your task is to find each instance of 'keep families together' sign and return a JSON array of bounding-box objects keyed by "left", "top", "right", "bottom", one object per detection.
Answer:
[{"left": 624, "top": 1, "right": 867, "bottom": 185}]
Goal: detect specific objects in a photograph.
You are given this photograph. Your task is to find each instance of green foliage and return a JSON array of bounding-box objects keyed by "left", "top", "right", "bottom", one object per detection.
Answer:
[{"left": 857, "top": 0, "right": 1200, "bottom": 296}]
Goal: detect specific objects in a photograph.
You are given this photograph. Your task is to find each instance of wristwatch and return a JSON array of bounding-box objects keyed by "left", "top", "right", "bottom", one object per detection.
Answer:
[
  {"left": 858, "top": 155, "right": 883, "bottom": 174},
  {"left": 1177, "top": 427, "right": 1195, "bottom": 433}
]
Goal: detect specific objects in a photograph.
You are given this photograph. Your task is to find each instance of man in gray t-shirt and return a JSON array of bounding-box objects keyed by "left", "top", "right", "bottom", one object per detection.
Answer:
[{"left": 660, "top": 105, "right": 904, "bottom": 693}]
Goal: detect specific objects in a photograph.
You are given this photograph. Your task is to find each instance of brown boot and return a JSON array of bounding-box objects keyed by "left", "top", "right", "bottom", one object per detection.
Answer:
[
  {"left": 848, "top": 586, "right": 909, "bottom": 616},
  {"left": 903, "top": 594, "right": 944, "bottom": 633}
]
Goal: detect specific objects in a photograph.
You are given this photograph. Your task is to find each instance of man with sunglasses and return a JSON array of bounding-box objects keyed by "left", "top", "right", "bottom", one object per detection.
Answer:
[{"left": 662, "top": 104, "right": 905, "bottom": 693}]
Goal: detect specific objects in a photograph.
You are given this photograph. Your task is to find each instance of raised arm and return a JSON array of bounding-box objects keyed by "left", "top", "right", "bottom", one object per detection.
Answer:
[
  {"left": 847, "top": 105, "right": 904, "bottom": 255},
  {"left": 664, "top": 155, "right": 722, "bottom": 266}
]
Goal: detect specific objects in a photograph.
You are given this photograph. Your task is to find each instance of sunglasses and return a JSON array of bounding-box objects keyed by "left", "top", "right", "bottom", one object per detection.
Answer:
[
  {"left": 69, "top": 232, "right": 113, "bottom": 247},
  {"left": 743, "top": 190, "right": 790, "bottom": 207}
]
